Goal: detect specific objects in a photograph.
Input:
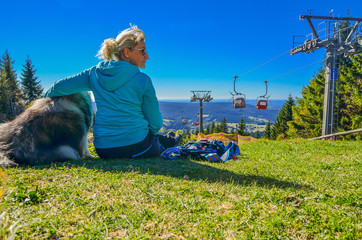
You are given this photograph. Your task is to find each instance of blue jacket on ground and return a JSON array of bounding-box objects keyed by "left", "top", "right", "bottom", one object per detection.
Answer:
[{"left": 44, "top": 60, "right": 163, "bottom": 149}]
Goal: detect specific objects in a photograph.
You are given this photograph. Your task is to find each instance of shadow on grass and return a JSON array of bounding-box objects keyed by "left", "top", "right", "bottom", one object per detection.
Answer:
[{"left": 32, "top": 157, "right": 311, "bottom": 190}]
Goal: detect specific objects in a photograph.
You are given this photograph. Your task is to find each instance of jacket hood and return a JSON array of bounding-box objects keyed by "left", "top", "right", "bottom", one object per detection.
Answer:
[{"left": 95, "top": 60, "right": 140, "bottom": 91}]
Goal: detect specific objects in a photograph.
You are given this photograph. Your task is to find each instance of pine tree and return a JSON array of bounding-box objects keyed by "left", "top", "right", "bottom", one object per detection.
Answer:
[
  {"left": 230, "top": 127, "right": 235, "bottom": 134},
  {"left": 0, "top": 50, "right": 21, "bottom": 120},
  {"left": 210, "top": 121, "right": 216, "bottom": 133},
  {"left": 205, "top": 125, "right": 211, "bottom": 135},
  {"left": 20, "top": 56, "right": 43, "bottom": 105},
  {"left": 255, "top": 130, "right": 261, "bottom": 139},
  {"left": 271, "top": 95, "right": 295, "bottom": 140},
  {"left": 219, "top": 118, "right": 228, "bottom": 133},
  {"left": 287, "top": 69, "right": 324, "bottom": 138},
  {"left": 0, "top": 71, "right": 8, "bottom": 122},
  {"left": 264, "top": 120, "right": 271, "bottom": 139},
  {"left": 185, "top": 126, "right": 191, "bottom": 137},
  {"left": 338, "top": 54, "right": 362, "bottom": 137},
  {"left": 236, "top": 115, "right": 247, "bottom": 136},
  {"left": 215, "top": 122, "right": 222, "bottom": 133},
  {"left": 183, "top": 126, "right": 191, "bottom": 143}
]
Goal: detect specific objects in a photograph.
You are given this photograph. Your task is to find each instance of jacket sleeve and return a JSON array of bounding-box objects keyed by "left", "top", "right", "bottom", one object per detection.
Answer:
[
  {"left": 142, "top": 75, "right": 163, "bottom": 135},
  {"left": 44, "top": 68, "right": 92, "bottom": 98}
]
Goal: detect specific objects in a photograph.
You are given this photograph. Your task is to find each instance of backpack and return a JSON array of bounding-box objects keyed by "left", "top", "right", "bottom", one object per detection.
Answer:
[{"left": 161, "top": 139, "right": 240, "bottom": 163}]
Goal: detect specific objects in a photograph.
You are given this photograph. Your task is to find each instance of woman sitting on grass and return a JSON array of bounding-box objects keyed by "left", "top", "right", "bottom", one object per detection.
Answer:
[{"left": 44, "top": 25, "right": 181, "bottom": 159}]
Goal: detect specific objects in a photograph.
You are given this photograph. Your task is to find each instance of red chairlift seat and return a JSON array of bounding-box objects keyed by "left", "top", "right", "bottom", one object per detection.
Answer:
[
  {"left": 233, "top": 97, "right": 246, "bottom": 108},
  {"left": 256, "top": 80, "right": 269, "bottom": 110},
  {"left": 182, "top": 119, "right": 187, "bottom": 124},
  {"left": 256, "top": 99, "right": 268, "bottom": 109},
  {"left": 195, "top": 121, "right": 200, "bottom": 126}
]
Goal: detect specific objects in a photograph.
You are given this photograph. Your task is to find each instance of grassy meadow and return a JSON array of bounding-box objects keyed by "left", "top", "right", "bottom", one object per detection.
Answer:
[{"left": 0, "top": 139, "right": 361, "bottom": 239}]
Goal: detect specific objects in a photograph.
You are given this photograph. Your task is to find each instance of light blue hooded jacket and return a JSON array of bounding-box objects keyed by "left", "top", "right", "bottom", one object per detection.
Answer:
[{"left": 44, "top": 60, "right": 163, "bottom": 148}]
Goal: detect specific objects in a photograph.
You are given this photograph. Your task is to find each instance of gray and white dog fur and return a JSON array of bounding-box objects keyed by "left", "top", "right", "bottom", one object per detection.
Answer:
[{"left": 0, "top": 92, "right": 94, "bottom": 167}]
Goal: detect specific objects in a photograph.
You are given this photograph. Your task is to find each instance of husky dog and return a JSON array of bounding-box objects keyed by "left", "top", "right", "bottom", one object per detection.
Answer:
[{"left": 0, "top": 92, "right": 94, "bottom": 167}]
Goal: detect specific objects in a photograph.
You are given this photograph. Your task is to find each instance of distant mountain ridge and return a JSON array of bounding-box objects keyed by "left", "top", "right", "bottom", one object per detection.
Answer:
[
  {"left": 160, "top": 99, "right": 286, "bottom": 109},
  {"left": 159, "top": 100, "right": 284, "bottom": 130}
]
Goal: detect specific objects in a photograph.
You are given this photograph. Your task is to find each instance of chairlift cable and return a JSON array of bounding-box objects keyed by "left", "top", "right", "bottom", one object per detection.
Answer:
[
  {"left": 169, "top": 102, "right": 192, "bottom": 130},
  {"left": 211, "top": 49, "right": 291, "bottom": 90},
  {"left": 237, "top": 50, "right": 291, "bottom": 79},
  {"left": 263, "top": 59, "right": 323, "bottom": 82},
  {"left": 209, "top": 22, "right": 361, "bottom": 94},
  {"left": 169, "top": 109, "right": 184, "bottom": 130},
  {"left": 236, "top": 59, "right": 324, "bottom": 91}
]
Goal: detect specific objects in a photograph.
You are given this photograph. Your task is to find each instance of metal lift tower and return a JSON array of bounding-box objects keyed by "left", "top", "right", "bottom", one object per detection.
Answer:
[
  {"left": 190, "top": 91, "right": 213, "bottom": 133},
  {"left": 290, "top": 14, "right": 362, "bottom": 137}
]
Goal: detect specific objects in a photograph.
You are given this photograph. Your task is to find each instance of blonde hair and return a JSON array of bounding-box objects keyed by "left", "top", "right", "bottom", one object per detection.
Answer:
[{"left": 96, "top": 24, "right": 145, "bottom": 60}]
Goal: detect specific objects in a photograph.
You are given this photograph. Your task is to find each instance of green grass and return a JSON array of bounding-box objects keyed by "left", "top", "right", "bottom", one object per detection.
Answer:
[{"left": 0, "top": 140, "right": 361, "bottom": 239}]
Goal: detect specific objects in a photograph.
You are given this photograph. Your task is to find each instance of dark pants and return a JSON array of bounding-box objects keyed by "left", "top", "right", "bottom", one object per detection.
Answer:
[{"left": 95, "top": 131, "right": 175, "bottom": 159}]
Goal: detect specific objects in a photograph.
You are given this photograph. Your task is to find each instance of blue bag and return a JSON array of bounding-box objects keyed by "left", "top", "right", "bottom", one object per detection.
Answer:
[{"left": 161, "top": 139, "right": 240, "bottom": 163}]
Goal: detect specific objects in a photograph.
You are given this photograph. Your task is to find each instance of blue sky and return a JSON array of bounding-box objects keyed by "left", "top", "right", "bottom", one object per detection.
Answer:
[{"left": 1, "top": 0, "right": 361, "bottom": 100}]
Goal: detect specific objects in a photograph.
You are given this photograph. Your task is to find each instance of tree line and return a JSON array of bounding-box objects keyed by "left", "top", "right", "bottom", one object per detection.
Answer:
[
  {"left": 183, "top": 116, "right": 262, "bottom": 139},
  {"left": 0, "top": 50, "right": 43, "bottom": 122}
]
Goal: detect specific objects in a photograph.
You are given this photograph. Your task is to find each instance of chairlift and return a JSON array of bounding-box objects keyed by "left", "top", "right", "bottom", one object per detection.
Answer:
[
  {"left": 230, "top": 76, "right": 246, "bottom": 108},
  {"left": 190, "top": 94, "right": 197, "bottom": 102},
  {"left": 181, "top": 111, "right": 187, "bottom": 124},
  {"left": 256, "top": 99, "right": 268, "bottom": 109},
  {"left": 233, "top": 94, "right": 246, "bottom": 108},
  {"left": 256, "top": 81, "right": 270, "bottom": 110},
  {"left": 194, "top": 112, "right": 200, "bottom": 126}
]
